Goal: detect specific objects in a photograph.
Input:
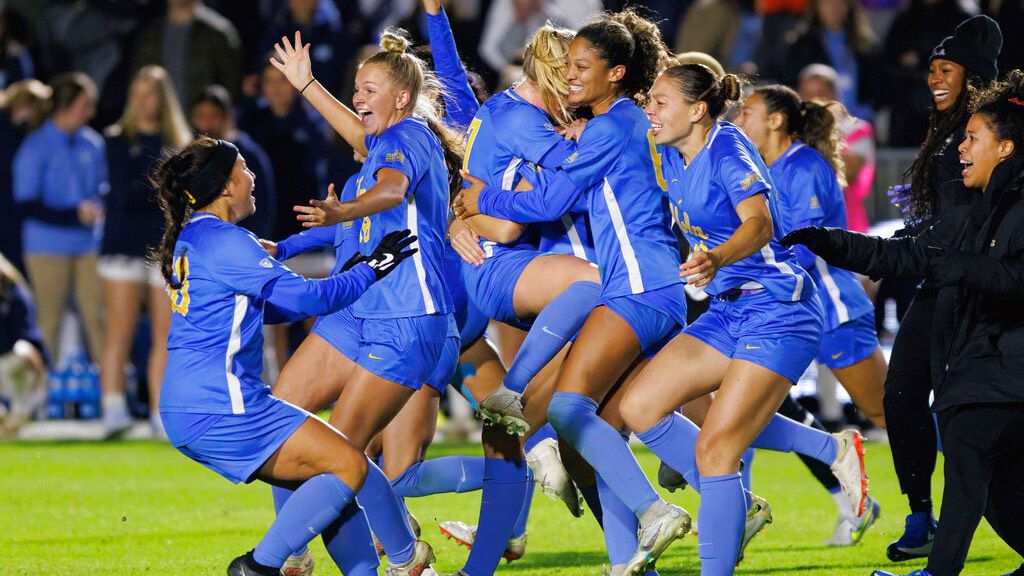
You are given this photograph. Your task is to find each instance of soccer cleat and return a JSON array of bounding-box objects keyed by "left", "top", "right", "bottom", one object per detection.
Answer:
[
  {"left": 280, "top": 550, "right": 314, "bottom": 576},
  {"left": 384, "top": 539, "right": 438, "bottom": 576},
  {"left": 527, "top": 437, "right": 583, "bottom": 517},
  {"left": 603, "top": 564, "right": 659, "bottom": 576},
  {"left": 408, "top": 512, "right": 422, "bottom": 538},
  {"left": 477, "top": 385, "right": 531, "bottom": 437},
  {"left": 657, "top": 461, "right": 687, "bottom": 493},
  {"left": 886, "top": 511, "right": 937, "bottom": 562},
  {"left": 102, "top": 409, "right": 133, "bottom": 440},
  {"left": 438, "top": 520, "right": 527, "bottom": 563},
  {"left": 737, "top": 492, "right": 773, "bottom": 564},
  {"left": 373, "top": 531, "right": 385, "bottom": 558},
  {"left": 623, "top": 500, "right": 691, "bottom": 575},
  {"left": 1005, "top": 564, "right": 1024, "bottom": 576},
  {"left": 827, "top": 496, "right": 880, "bottom": 547},
  {"left": 829, "top": 429, "right": 869, "bottom": 516},
  {"left": 374, "top": 513, "right": 421, "bottom": 558},
  {"left": 870, "top": 571, "right": 932, "bottom": 576},
  {"left": 227, "top": 550, "right": 279, "bottom": 576}
]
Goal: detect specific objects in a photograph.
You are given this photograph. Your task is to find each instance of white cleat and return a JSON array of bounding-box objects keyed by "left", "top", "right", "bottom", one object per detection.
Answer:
[
  {"left": 280, "top": 550, "right": 314, "bottom": 576},
  {"left": 385, "top": 539, "right": 437, "bottom": 576},
  {"left": 830, "top": 430, "right": 869, "bottom": 516},
  {"left": 737, "top": 492, "right": 773, "bottom": 564},
  {"left": 477, "top": 384, "right": 530, "bottom": 436},
  {"left": 827, "top": 496, "right": 880, "bottom": 546},
  {"left": 624, "top": 500, "right": 691, "bottom": 575},
  {"left": 527, "top": 437, "right": 583, "bottom": 517},
  {"left": 438, "top": 520, "right": 527, "bottom": 563}
]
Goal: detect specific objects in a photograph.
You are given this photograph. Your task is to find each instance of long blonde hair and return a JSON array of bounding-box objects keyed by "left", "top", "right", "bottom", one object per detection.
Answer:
[
  {"left": 362, "top": 28, "right": 465, "bottom": 201},
  {"left": 109, "top": 65, "right": 192, "bottom": 149},
  {"left": 0, "top": 79, "right": 51, "bottom": 130},
  {"left": 522, "top": 23, "right": 575, "bottom": 127}
]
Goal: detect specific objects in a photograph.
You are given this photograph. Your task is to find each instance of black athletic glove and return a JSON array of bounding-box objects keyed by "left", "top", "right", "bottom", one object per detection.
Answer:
[
  {"left": 365, "top": 229, "right": 418, "bottom": 280},
  {"left": 339, "top": 251, "right": 364, "bottom": 272},
  {"left": 780, "top": 226, "right": 831, "bottom": 255}
]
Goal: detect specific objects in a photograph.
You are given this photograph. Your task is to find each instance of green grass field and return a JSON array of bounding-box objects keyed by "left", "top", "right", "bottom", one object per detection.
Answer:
[{"left": 0, "top": 440, "right": 1018, "bottom": 575}]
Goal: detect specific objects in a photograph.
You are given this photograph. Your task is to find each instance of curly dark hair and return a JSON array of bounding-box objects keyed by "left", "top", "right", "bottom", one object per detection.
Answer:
[
  {"left": 577, "top": 7, "right": 670, "bottom": 107},
  {"left": 974, "top": 69, "right": 1024, "bottom": 154},
  {"left": 904, "top": 73, "right": 985, "bottom": 223}
]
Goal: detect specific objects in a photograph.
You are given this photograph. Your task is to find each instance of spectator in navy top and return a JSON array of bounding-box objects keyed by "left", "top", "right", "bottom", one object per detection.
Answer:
[
  {"left": 0, "top": 79, "right": 51, "bottom": 275},
  {"left": 14, "top": 72, "right": 107, "bottom": 367},
  {"left": 189, "top": 84, "right": 277, "bottom": 239},
  {"left": 0, "top": 251, "right": 47, "bottom": 436},
  {"left": 98, "top": 65, "right": 192, "bottom": 439},
  {"left": 0, "top": 5, "right": 33, "bottom": 91},
  {"left": 237, "top": 59, "right": 328, "bottom": 246},
  {"left": 261, "top": 0, "right": 350, "bottom": 96}
]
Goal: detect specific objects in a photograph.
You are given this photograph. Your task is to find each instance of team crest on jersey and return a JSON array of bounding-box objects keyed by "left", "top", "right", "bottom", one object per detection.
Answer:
[
  {"left": 810, "top": 195, "right": 820, "bottom": 209},
  {"left": 740, "top": 171, "right": 762, "bottom": 191},
  {"left": 565, "top": 151, "right": 579, "bottom": 163},
  {"left": 385, "top": 150, "right": 406, "bottom": 163},
  {"left": 259, "top": 257, "right": 273, "bottom": 268}
]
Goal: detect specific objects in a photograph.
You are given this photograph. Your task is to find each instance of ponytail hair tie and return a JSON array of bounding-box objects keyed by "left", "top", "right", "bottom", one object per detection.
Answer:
[{"left": 1008, "top": 96, "right": 1024, "bottom": 107}]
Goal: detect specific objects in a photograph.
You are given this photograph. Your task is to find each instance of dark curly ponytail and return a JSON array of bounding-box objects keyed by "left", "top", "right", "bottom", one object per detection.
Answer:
[
  {"left": 577, "top": 8, "right": 670, "bottom": 106},
  {"left": 975, "top": 69, "right": 1024, "bottom": 154},
  {"left": 149, "top": 137, "right": 220, "bottom": 288}
]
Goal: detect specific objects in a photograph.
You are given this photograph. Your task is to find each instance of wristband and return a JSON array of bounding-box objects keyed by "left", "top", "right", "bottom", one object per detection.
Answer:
[{"left": 300, "top": 78, "right": 316, "bottom": 94}]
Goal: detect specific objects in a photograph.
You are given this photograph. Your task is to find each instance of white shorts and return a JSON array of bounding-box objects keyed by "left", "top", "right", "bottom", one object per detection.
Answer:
[{"left": 97, "top": 255, "right": 165, "bottom": 288}]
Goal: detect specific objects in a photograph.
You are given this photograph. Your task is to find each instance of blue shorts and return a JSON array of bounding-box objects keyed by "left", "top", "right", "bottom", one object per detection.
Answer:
[
  {"left": 459, "top": 299, "right": 489, "bottom": 349},
  {"left": 601, "top": 282, "right": 687, "bottom": 357},
  {"left": 162, "top": 397, "right": 309, "bottom": 484},
  {"left": 816, "top": 310, "right": 878, "bottom": 369},
  {"left": 461, "top": 246, "right": 538, "bottom": 330},
  {"left": 685, "top": 290, "right": 824, "bottom": 383},
  {"left": 313, "top": 309, "right": 454, "bottom": 390},
  {"left": 424, "top": 315, "right": 462, "bottom": 394}
]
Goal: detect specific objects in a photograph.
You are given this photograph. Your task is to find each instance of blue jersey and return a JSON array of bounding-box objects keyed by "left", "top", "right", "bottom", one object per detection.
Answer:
[
  {"left": 354, "top": 117, "right": 452, "bottom": 318},
  {"left": 463, "top": 89, "right": 575, "bottom": 254},
  {"left": 769, "top": 142, "right": 873, "bottom": 329},
  {"left": 477, "top": 97, "right": 682, "bottom": 298},
  {"left": 161, "top": 214, "right": 374, "bottom": 415},
  {"left": 525, "top": 166, "right": 596, "bottom": 262},
  {"left": 660, "top": 122, "right": 814, "bottom": 302}
]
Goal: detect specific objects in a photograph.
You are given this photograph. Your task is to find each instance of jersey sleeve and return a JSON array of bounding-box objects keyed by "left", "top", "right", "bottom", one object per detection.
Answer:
[
  {"left": 717, "top": 135, "right": 771, "bottom": 208},
  {"left": 559, "top": 116, "right": 628, "bottom": 190},
  {"left": 425, "top": 7, "right": 479, "bottom": 129},
  {"left": 372, "top": 129, "right": 423, "bottom": 189},
  {"left": 262, "top": 263, "right": 375, "bottom": 323},
  {"left": 202, "top": 227, "right": 294, "bottom": 297},
  {"left": 781, "top": 162, "right": 828, "bottom": 232},
  {"left": 274, "top": 225, "right": 337, "bottom": 261}
]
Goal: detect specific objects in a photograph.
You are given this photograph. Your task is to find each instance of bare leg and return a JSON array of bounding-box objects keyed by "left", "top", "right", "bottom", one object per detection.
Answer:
[{"left": 831, "top": 347, "right": 888, "bottom": 428}]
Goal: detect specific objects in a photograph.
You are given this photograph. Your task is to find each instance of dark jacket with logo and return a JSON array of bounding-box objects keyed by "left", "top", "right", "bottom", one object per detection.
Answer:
[{"left": 809, "top": 157, "right": 1024, "bottom": 411}]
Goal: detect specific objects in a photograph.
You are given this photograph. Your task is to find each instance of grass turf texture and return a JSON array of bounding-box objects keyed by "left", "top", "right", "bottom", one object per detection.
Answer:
[{"left": 0, "top": 441, "right": 1018, "bottom": 575}]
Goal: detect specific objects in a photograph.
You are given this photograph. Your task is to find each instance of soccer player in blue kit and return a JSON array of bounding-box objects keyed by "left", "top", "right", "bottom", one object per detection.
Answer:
[
  {"left": 607, "top": 64, "right": 868, "bottom": 576},
  {"left": 735, "top": 83, "right": 885, "bottom": 543},
  {"left": 456, "top": 10, "right": 695, "bottom": 575},
  {"left": 152, "top": 137, "right": 431, "bottom": 575},
  {"left": 263, "top": 29, "right": 462, "bottom": 576}
]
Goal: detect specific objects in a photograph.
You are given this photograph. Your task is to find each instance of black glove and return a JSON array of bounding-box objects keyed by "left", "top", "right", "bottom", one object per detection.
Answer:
[
  {"left": 780, "top": 226, "right": 831, "bottom": 255},
  {"left": 339, "top": 251, "right": 364, "bottom": 272},
  {"left": 927, "top": 251, "right": 970, "bottom": 287},
  {"left": 365, "top": 229, "right": 418, "bottom": 280}
]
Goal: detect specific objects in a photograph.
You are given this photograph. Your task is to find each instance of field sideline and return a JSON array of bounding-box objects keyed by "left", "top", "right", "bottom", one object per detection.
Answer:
[{"left": 0, "top": 440, "right": 1017, "bottom": 575}]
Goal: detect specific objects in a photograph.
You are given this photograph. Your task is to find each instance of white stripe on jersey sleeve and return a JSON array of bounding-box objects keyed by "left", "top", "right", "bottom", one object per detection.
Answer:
[
  {"left": 602, "top": 178, "right": 645, "bottom": 294},
  {"left": 502, "top": 158, "right": 523, "bottom": 189},
  {"left": 407, "top": 194, "right": 436, "bottom": 315},
  {"left": 814, "top": 256, "right": 849, "bottom": 323},
  {"left": 561, "top": 214, "right": 588, "bottom": 261},
  {"left": 759, "top": 245, "right": 804, "bottom": 301},
  {"left": 226, "top": 294, "right": 248, "bottom": 414}
]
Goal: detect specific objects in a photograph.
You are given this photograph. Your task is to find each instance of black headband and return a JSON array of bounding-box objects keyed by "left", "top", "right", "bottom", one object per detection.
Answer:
[{"left": 183, "top": 139, "right": 240, "bottom": 207}]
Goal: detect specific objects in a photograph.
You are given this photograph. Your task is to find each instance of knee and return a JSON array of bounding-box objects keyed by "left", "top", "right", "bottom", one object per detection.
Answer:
[
  {"left": 695, "top": 431, "right": 738, "bottom": 475},
  {"left": 334, "top": 450, "right": 369, "bottom": 489},
  {"left": 619, "top": 391, "right": 656, "bottom": 434},
  {"left": 546, "top": 392, "right": 595, "bottom": 433}
]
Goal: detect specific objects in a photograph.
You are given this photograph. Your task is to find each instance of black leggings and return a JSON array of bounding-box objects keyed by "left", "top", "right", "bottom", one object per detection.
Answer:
[
  {"left": 883, "top": 289, "right": 938, "bottom": 512},
  {"left": 777, "top": 395, "right": 840, "bottom": 492},
  {"left": 927, "top": 404, "right": 1024, "bottom": 576}
]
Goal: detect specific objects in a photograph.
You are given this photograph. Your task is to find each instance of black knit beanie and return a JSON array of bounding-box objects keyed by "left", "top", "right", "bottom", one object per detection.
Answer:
[{"left": 930, "top": 15, "right": 1003, "bottom": 81}]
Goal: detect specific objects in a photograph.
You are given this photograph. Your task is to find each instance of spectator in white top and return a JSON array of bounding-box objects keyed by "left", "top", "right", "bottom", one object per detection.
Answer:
[{"left": 478, "top": 0, "right": 601, "bottom": 74}]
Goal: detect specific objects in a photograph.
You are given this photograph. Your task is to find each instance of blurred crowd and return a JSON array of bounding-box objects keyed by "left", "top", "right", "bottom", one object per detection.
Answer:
[{"left": 0, "top": 0, "right": 1018, "bottom": 437}]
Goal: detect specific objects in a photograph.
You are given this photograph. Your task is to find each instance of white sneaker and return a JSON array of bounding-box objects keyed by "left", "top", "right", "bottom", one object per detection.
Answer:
[
  {"left": 477, "top": 384, "right": 530, "bottom": 436},
  {"left": 624, "top": 500, "right": 691, "bottom": 575},
  {"left": 527, "top": 437, "right": 582, "bottom": 517},
  {"left": 385, "top": 539, "right": 437, "bottom": 576},
  {"left": 102, "top": 409, "right": 133, "bottom": 439},
  {"left": 281, "top": 550, "right": 314, "bottom": 576},
  {"left": 829, "top": 430, "right": 869, "bottom": 516},
  {"left": 737, "top": 492, "right": 773, "bottom": 564}
]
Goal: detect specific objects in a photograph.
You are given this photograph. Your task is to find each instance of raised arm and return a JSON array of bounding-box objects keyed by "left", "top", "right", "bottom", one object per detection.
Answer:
[
  {"left": 421, "top": 0, "right": 479, "bottom": 128},
  {"left": 270, "top": 32, "right": 368, "bottom": 156}
]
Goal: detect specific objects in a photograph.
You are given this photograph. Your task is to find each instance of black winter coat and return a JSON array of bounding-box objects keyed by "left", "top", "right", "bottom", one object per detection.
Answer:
[{"left": 800, "top": 158, "right": 1024, "bottom": 411}]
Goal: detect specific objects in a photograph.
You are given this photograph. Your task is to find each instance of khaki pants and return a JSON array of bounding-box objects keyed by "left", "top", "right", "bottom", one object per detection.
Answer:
[{"left": 24, "top": 253, "right": 106, "bottom": 362}]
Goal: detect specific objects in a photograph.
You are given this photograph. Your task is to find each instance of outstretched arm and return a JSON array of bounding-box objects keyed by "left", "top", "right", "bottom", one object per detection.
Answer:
[
  {"left": 270, "top": 32, "right": 368, "bottom": 156},
  {"left": 295, "top": 170, "right": 409, "bottom": 227},
  {"left": 422, "top": 0, "right": 479, "bottom": 128}
]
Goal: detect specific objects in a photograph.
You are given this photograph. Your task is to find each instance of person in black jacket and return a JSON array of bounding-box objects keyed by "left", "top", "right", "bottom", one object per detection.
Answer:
[
  {"left": 783, "top": 69, "right": 1024, "bottom": 576},
  {"left": 856, "top": 15, "right": 1002, "bottom": 562}
]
